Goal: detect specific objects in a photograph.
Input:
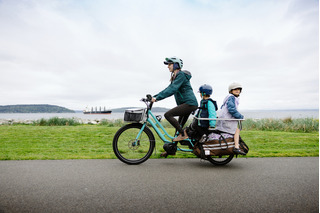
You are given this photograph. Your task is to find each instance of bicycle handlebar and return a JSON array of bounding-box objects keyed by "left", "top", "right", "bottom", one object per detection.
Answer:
[
  {"left": 141, "top": 94, "right": 153, "bottom": 110},
  {"left": 146, "top": 94, "right": 152, "bottom": 101}
]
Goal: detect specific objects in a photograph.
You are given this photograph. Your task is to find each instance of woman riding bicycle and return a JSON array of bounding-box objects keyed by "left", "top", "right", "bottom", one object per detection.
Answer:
[{"left": 151, "top": 57, "right": 198, "bottom": 156}]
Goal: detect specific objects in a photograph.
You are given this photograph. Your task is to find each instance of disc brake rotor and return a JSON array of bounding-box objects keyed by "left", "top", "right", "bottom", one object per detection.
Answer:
[{"left": 128, "top": 139, "right": 140, "bottom": 150}]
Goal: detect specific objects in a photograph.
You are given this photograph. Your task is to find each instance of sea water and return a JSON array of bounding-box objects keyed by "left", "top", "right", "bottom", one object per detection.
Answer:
[{"left": 0, "top": 110, "right": 318, "bottom": 121}]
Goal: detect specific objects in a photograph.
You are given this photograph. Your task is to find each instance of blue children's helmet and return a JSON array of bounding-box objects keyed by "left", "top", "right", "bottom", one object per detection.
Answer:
[{"left": 199, "top": 84, "right": 213, "bottom": 96}]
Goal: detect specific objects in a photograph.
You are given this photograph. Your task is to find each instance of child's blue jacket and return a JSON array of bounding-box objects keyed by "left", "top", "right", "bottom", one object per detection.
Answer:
[{"left": 226, "top": 96, "right": 244, "bottom": 119}]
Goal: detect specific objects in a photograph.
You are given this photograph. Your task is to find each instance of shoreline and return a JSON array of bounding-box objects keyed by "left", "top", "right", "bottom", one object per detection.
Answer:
[
  {"left": 0, "top": 118, "right": 110, "bottom": 125},
  {"left": 0, "top": 116, "right": 318, "bottom": 125}
]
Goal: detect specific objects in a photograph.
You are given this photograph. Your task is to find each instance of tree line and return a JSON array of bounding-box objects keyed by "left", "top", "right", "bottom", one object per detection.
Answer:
[{"left": 0, "top": 105, "right": 75, "bottom": 113}]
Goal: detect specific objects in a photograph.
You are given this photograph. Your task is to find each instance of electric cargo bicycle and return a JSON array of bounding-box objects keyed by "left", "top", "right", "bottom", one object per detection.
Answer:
[{"left": 112, "top": 95, "right": 246, "bottom": 165}]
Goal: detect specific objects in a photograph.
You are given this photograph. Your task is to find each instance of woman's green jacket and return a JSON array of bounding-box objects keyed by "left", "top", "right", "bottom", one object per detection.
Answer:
[{"left": 154, "top": 70, "right": 198, "bottom": 107}]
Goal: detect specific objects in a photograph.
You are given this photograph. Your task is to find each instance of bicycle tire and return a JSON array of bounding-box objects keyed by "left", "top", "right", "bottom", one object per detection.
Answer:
[
  {"left": 206, "top": 154, "right": 234, "bottom": 166},
  {"left": 113, "top": 123, "right": 155, "bottom": 165}
]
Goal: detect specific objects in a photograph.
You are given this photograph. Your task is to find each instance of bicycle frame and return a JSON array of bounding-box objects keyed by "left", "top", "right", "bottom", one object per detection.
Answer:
[
  {"left": 136, "top": 109, "right": 195, "bottom": 152},
  {"left": 145, "top": 110, "right": 194, "bottom": 152}
]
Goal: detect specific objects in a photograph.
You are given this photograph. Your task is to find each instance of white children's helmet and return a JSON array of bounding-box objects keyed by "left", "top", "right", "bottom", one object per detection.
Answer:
[{"left": 228, "top": 82, "right": 242, "bottom": 93}]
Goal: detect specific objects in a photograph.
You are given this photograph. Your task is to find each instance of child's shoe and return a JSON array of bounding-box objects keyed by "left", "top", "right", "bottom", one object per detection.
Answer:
[{"left": 233, "top": 148, "right": 246, "bottom": 155}]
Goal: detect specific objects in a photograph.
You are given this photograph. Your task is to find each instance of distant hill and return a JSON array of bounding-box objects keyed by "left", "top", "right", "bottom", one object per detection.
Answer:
[
  {"left": 0, "top": 104, "right": 75, "bottom": 113},
  {"left": 111, "top": 107, "right": 170, "bottom": 113}
]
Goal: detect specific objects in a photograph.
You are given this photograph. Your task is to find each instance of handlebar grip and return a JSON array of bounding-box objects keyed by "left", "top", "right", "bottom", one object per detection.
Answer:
[{"left": 146, "top": 94, "right": 152, "bottom": 101}]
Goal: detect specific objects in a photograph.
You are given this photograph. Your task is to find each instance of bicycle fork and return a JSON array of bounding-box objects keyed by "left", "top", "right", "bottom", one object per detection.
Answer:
[{"left": 132, "top": 123, "right": 147, "bottom": 147}]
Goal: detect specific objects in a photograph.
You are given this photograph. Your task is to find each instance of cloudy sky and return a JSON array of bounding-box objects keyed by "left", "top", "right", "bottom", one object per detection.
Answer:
[{"left": 0, "top": 0, "right": 318, "bottom": 111}]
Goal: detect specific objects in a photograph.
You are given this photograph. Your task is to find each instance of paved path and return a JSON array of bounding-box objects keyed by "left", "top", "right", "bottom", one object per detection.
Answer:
[{"left": 0, "top": 157, "right": 318, "bottom": 213}]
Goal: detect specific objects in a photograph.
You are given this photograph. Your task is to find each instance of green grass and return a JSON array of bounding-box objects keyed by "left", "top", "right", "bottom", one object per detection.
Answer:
[
  {"left": 239, "top": 131, "right": 318, "bottom": 157},
  {"left": 0, "top": 126, "right": 117, "bottom": 160},
  {"left": 0, "top": 125, "right": 318, "bottom": 160}
]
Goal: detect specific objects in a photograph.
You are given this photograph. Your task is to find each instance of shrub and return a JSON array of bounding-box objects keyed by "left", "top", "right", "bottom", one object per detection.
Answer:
[
  {"left": 19, "top": 117, "right": 320, "bottom": 132},
  {"left": 242, "top": 118, "right": 319, "bottom": 133},
  {"left": 99, "top": 119, "right": 124, "bottom": 127},
  {"left": 34, "top": 117, "right": 80, "bottom": 126}
]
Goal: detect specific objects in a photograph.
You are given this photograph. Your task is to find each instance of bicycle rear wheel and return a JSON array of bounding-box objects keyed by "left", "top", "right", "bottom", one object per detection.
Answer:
[
  {"left": 206, "top": 154, "right": 234, "bottom": 166},
  {"left": 113, "top": 123, "right": 155, "bottom": 165}
]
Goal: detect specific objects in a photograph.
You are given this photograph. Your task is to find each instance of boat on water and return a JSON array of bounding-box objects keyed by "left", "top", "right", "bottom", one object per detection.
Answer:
[{"left": 83, "top": 107, "right": 112, "bottom": 114}]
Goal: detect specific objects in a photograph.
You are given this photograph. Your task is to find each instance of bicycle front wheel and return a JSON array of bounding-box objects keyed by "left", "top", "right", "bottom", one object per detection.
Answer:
[{"left": 113, "top": 123, "right": 155, "bottom": 165}]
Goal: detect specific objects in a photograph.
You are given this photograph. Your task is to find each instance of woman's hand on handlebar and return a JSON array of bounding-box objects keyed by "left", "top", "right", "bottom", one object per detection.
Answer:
[
  {"left": 144, "top": 94, "right": 154, "bottom": 110},
  {"left": 151, "top": 97, "right": 156, "bottom": 103},
  {"left": 145, "top": 94, "right": 156, "bottom": 103}
]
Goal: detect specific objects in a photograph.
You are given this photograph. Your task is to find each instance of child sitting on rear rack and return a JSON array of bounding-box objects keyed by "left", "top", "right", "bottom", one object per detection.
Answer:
[
  {"left": 187, "top": 84, "right": 218, "bottom": 140},
  {"left": 215, "top": 82, "right": 246, "bottom": 155}
]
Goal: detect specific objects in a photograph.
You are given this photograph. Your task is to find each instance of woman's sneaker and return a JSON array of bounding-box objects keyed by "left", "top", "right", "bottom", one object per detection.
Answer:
[
  {"left": 160, "top": 152, "right": 176, "bottom": 158},
  {"left": 160, "top": 152, "right": 169, "bottom": 158},
  {"left": 173, "top": 129, "right": 188, "bottom": 142}
]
